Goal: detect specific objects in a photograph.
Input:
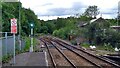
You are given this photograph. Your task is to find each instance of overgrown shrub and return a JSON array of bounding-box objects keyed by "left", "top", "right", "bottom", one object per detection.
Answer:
[{"left": 71, "top": 40, "right": 77, "bottom": 45}]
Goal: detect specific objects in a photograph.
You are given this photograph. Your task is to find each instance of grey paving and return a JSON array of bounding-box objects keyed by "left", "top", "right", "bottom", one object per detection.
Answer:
[
  {"left": 26, "top": 52, "right": 47, "bottom": 66},
  {"left": 4, "top": 52, "right": 47, "bottom": 66}
]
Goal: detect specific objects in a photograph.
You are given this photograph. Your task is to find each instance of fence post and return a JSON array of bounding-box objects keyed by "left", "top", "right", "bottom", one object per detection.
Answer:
[
  {"left": 5, "top": 32, "right": 7, "bottom": 55},
  {"left": 13, "top": 34, "right": 16, "bottom": 64}
]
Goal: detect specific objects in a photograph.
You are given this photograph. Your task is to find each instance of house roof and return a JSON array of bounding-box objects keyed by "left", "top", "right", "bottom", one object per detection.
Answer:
[
  {"left": 78, "top": 17, "right": 109, "bottom": 27},
  {"left": 90, "top": 17, "right": 108, "bottom": 24},
  {"left": 90, "top": 18, "right": 98, "bottom": 23}
]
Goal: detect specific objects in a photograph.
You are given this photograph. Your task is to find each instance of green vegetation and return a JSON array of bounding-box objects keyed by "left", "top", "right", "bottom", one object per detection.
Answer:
[
  {"left": 2, "top": 2, "right": 40, "bottom": 36},
  {"left": 23, "top": 37, "right": 30, "bottom": 52},
  {"left": 81, "top": 43, "right": 90, "bottom": 48},
  {"left": 2, "top": 54, "right": 12, "bottom": 63},
  {"left": 70, "top": 40, "right": 77, "bottom": 45},
  {"left": 83, "top": 5, "right": 99, "bottom": 18},
  {"left": 80, "top": 43, "right": 115, "bottom": 52},
  {"left": 96, "top": 44, "right": 114, "bottom": 52},
  {"left": 22, "top": 37, "right": 39, "bottom": 52},
  {"left": 33, "top": 37, "right": 40, "bottom": 51}
]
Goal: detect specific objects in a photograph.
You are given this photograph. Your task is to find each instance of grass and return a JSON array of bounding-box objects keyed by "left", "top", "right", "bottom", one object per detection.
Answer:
[
  {"left": 80, "top": 42, "right": 115, "bottom": 52},
  {"left": 2, "top": 54, "right": 12, "bottom": 64},
  {"left": 33, "top": 38, "right": 40, "bottom": 52},
  {"left": 94, "top": 45, "right": 115, "bottom": 55},
  {"left": 80, "top": 43, "right": 90, "bottom": 48},
  {"left": 80, "top": 43, "right": 115, "bottom": 55},
  {"left": 23, "top": 37, "right": 31, "bottom": 52},
  {"left": 96, "top": 44, "right": 115, "bottom": 52}
]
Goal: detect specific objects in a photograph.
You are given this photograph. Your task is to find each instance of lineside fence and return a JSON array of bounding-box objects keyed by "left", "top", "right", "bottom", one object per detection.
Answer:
[{"left": 0, "top": 32, "right": 25, "bottom": 57}]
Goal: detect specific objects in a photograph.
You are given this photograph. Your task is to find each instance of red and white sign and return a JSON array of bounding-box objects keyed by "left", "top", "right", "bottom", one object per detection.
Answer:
[{"left": 11, "top": 18, "right": 17, "bottom": 34}]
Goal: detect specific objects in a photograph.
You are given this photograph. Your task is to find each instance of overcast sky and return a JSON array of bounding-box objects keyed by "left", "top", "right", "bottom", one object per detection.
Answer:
[{"left": 20, "top": 0, "right": 119, "bottom": 21}]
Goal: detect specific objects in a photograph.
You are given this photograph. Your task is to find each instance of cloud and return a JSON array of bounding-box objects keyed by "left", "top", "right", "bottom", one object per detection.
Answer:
[
  {"left": 72, "top": 2, "right": 86, "bottom": 10},
  {"left": 38, "top": 15, "right": 71, "bottom": 21},
  {"left": 48, "top": 8, "right": 69, "bottom": 16},
  {"left": 101, "top": 9, "right": 117, "bottom": 14},
  {"left": 41, "top": 3, "right": 53, "bottom": 6},
  {"left": 96, "top": 7, "right": 118, "bottom": 19},
  {"left": 37, "top": 2, "right": 86, "bottom": 16},
  {"left": 20, "top": 0, "right": 120, "bottom": 20}
]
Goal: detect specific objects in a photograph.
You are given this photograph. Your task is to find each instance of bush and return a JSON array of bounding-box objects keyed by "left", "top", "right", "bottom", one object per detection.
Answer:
[
  {"left": 22, "top": 37, "right": 40, "bottom": 52},
  {"left": 2, "top": 54, "right": 12, "bottom": 64},
  {"left": 23, "top": 37, "right": 31, "bottom": 52},
  {"left": 96, "top": 44, "right": 114, "bottom": 51},
  {"left": 52, "top": 29, "right": 67, "bottom": 39},
  {"left": 71, "top": 40, "right": 77, "bottom": 45}
]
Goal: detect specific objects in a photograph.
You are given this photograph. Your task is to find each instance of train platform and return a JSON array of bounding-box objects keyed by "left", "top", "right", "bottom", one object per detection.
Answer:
[{"left": 3, "top": 52, "right": 47, "bottom": 66}]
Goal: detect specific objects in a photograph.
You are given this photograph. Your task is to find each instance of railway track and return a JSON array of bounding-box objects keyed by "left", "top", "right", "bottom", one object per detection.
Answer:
[
  {"left": 40, "top": 37, "right": 120, "bottom": 68},
  {"left": 40, "top": 38, "right": 76, "bottom": 67},
  {"left": 51, "top": 41, "right": 102, "bottom": 67},
  {"left": 52, "top": 38, "right": 120, "bottom": 68},
  {"left": 41, "top": 38, "right": 99, "bottom": 67},
  {"left": 40, "top": 38, "right": 56, "bottom": 67}
]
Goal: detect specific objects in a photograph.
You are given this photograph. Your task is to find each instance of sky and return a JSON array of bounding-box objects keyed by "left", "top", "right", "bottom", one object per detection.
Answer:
[{"left": 20, "top": 0, "right": 120, "bottom": 21}]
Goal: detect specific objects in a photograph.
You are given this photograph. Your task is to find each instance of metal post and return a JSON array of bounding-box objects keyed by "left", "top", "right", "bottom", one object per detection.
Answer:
[
  {"left": 19, "top": 0, "right": 21, "bottom": 51},
  {"left": 31, "top": 28, "right": 33, "bottom": 52},
  {"left": 5, "top": 32, "right": 7, "bottom": 55},
  {"left": 30, "top": 28, "right": 33, "bottom": 52},
  {"left": 13, "top": 34, "right": 16, "bottom": 64},
  {"left": 117, "top": 12, "right": 119, "bottom": 26}
]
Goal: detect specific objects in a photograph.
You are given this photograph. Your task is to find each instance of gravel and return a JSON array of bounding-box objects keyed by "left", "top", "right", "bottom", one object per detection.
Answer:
[
  {"left": 55, "top": 42, "right": 94, "bottom": 66},
  {"left": 49, "top": 48, "right": 71, "bottom": 66}
]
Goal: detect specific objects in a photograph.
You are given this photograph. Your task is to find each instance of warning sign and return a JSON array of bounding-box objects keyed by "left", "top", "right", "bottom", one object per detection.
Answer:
[{"left": 11, "top": 18, "right": 17, "bottom": 34}]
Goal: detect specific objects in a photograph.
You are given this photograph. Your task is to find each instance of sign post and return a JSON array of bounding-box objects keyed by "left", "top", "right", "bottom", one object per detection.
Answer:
[
  {"left": 13, "top": 33, "right": 15, "bottom": 64},
  {"left": 11, "top": 18, "right": 17, "bottom": 64},
  {"left": 30, "top": 23, "right": 34, "bottom": 52}
]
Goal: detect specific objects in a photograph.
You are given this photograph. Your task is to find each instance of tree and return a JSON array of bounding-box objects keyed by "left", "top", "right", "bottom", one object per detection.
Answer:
[
  {"left": 79, "top": 15, "right": 92, "bottom": 21},
  {"left": 2, "top": 2, "right": 39, "bottom": 36},
  {"left": 40, "top": 26, "right": 48, "bottom": 34},
  {"left": 55, "top": 18, "right": 67, "bottom": 29},
  {"left": 52, "top": 18, "right": 80, "bottom": 40},
  {"left": 85, "top": 18, "right": 110, "bottom": 45},
  {"left": 83, "top": 5, "right": 99, "bottom": 18},
  {"left": 104, "top": 29, "right": 120, "bottom": 48},
  {"left": 46, "top": 22, "right": 55, "bottom": 34},
  {"left": 2, "top": 2, "right": 19, "bottom": 35},
  {"left": 21, "top": 8, "right": 39, "bottom": 35}
]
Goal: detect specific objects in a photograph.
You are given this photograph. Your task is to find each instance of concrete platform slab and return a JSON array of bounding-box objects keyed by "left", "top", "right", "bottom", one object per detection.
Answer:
[{"left": 3, "top": 52, "right": 47, "bottom": 66}]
